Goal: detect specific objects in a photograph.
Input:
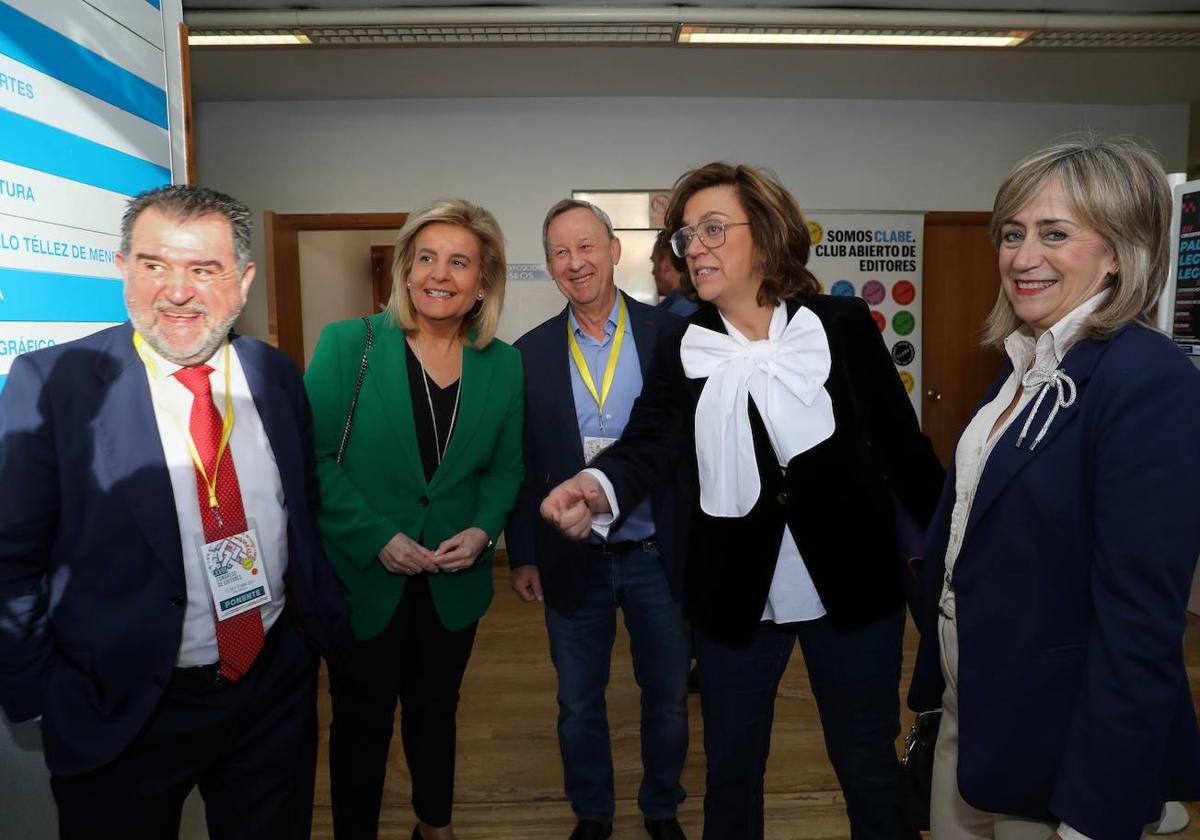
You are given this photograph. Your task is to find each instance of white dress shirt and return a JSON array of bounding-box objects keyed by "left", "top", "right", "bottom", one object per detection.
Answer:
[
  {"left": 936, "top": 291, "right": 1108, "bottom": 840},
  {"left": 137, "top": 337, "right": 289, "bottom": 667}
]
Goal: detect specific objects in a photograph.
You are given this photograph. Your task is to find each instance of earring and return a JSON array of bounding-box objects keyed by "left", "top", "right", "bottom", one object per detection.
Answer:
[
  {"left": 477, "top": 292, "right": 484, "bottom": 300},
  {"left": 406, "top": 282, "right": 412, "bottom": 288}
]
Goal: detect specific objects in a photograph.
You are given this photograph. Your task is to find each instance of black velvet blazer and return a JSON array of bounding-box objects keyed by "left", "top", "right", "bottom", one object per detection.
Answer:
[{"left": 591, "top": 294, "right": 945, "bottom": 643}]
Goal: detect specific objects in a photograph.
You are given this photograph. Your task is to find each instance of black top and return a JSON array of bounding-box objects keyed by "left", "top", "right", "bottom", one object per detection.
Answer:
[
  {"left": 590, "top": 295, "right": 946, "bottom": 642},
  {"left": 405, "top": 341, "right": 460, "bottom": 483}
]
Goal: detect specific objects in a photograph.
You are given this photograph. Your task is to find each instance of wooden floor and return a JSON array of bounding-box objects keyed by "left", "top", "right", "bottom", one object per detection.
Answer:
[{"left": 311, "top": 558, "right": 1200, "bottom": 839}]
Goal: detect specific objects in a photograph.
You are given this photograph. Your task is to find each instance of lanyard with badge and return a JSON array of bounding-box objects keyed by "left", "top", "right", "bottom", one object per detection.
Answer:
[
  {"left": 568, "top": 294, "right": 626, "bottom": 463},
  {"left": 133, "top": 333, "right": 271, "bottom": 622}
]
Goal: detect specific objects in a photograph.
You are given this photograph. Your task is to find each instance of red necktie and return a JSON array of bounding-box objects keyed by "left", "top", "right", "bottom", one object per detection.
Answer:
[{"left": 175, "top": 364, "right": 265, "bottom": 682}]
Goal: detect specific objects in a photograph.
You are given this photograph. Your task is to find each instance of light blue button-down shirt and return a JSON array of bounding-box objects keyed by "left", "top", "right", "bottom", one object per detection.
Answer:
[{"left": 567, "top": 294, "right": 656, "bottom": 543}]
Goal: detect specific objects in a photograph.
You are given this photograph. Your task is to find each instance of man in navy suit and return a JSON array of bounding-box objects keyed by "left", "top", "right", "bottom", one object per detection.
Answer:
[
  {"left": 0, "top": 185, "right": 348, "bottom": 839},
  {"left": 506, "top": 200, "right": 689, "bottom": 840}
]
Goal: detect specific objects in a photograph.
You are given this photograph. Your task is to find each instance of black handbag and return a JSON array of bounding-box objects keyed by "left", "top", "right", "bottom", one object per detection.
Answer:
[
  {"left": 334, "top": 316, "right": 374, "bottom": 464},
  {"left": 898, "top": 708, "right": 942, "bottom": 832}
]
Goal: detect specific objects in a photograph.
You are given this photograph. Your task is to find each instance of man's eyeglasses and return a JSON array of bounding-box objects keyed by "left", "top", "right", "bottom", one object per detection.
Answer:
[{"left": 669, "top": 220, "right": 750, "bottom": 258}]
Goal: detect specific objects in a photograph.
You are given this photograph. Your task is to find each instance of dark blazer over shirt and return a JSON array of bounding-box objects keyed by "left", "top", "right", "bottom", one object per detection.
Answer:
[
  {"left": 591, "top": 295, "right": 945, "bottom": 643},
  {"left": 0, "top": 322, "right": 349, "bottom": 775},
  {"left": 908, "top": 323, "right": 1200, "bottom": 840},
  {"left": 506, "top": 292, "right": 686, "bottom": 615}
]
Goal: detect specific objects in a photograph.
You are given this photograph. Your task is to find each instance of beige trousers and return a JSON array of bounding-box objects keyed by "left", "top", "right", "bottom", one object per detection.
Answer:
[{"left": 931, "top": 613, "right": 1061, "bottom": 840}]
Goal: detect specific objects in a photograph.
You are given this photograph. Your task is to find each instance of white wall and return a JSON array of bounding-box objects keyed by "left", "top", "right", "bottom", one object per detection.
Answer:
[
  {"left": 194, "top": 96, "right": 1189, "bottom": 344},
  {"left": 297, "top": 229, "right": 395, "bottom": 367}
]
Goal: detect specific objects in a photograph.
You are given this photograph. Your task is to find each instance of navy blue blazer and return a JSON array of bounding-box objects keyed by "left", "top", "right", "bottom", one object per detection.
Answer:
[
  {"left": 591, "top": 295, "right": 945, "bottom": 643},
  {"left": 908, "top": 322, "right": 1200, "bottom": 840},
  {"left": 0, "top": 322, "right": 349, "bottom": 775},
  {"left": 506, "top": 292, "right": 686, "bottom": 615}
]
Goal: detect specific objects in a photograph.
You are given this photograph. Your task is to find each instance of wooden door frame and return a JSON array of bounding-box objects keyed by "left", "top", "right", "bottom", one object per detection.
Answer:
[{"left": 264, "top": 212, "right": 408, "bottom": 370}]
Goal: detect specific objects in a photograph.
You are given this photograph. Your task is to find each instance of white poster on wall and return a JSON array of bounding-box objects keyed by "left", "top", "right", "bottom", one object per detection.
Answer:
[
  {"left": 0, "top": 0, "right": 186, "bottom": 392},
  {"left": 806, "top": 212, "right": 924, "bottom": 420}
]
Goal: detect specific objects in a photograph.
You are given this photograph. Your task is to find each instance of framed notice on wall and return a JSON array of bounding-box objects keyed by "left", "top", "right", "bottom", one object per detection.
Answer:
[{"left": 0, "top": 0, "right": 187, "bottom": 392}]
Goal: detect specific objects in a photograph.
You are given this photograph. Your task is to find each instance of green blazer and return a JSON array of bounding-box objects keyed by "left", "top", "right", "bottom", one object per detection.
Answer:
[{"left": 305, "top": 313, "right": 524, "bottom": 639}]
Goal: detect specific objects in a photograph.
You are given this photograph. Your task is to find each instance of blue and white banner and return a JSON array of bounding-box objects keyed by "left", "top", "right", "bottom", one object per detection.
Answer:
[
  {"left": 0, "top": 216, "right": 121, "bottom": 277},
  {"left": 0, "top": 160, "right": 130, "bottom": 232},
  {"left": 0, "top": 0, "right": 184, "bottom": 392}
]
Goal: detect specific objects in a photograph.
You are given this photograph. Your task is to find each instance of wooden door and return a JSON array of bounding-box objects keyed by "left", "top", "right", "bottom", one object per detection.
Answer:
[
  {"left": 371, "top": 245, "right": 394, "bottom": 313},
  {"left": 922, "top": 212, "right": 1008, "bottom": 465}
]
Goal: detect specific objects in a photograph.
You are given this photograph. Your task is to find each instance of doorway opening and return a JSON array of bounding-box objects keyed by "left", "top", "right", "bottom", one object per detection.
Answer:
[{"left": 264, "top": 211, "right": 409, "bottom": 370}]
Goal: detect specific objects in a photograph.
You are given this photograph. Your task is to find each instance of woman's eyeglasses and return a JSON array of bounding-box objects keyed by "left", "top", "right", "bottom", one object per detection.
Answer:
[{"left": 669, "top": 221, "right": 750, "bottom": 258}]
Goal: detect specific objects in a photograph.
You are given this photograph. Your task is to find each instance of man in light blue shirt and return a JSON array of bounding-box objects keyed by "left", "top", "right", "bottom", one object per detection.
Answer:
[{"left": 507, "top": 200, "right": 689, "bottom": 840}]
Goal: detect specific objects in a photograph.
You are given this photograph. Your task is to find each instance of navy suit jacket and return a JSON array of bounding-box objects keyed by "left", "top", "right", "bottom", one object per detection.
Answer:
[
  {"left": 908, "top": 322, "right": 1200, "bottom": 840},
  {"left": 0, "top": 322, "right": 349, "bottom": 775},
  {"left": 506, "top": 293, "right": 686, "bottom": 615},
  {"left": 590, "top": 295, "right": 945, "bottom": 643}
]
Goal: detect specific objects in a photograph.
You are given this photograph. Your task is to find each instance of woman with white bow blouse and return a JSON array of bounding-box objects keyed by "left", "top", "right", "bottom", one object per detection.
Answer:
[{"left": 541, "top": 162, "right": 945, "bottom": 840}]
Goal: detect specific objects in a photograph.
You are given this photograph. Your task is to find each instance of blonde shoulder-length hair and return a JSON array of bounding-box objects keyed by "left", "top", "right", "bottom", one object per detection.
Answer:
[
  {"left": 386, "top": 199, "right": 507, "bottom": 348},
  {"left": 982, "top": 135, "right": 1172, "bottom": 348}
]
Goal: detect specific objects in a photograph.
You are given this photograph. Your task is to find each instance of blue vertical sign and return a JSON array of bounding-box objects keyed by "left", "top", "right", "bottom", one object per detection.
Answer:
[{"left": 0, "top": 0, "right": 184, "bottom": 391}]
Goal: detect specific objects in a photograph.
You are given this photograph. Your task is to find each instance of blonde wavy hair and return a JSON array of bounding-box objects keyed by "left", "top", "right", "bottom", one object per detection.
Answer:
[
  {"left": 386, "top": 199, "right": 507, "bottom": 348},
  {"left": 982, "top": 135, "right": 1172, "bottom": 347}
]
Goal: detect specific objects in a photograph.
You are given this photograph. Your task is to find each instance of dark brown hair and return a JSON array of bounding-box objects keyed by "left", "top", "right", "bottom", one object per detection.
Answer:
[{"left": 663, "top": 162, "right": 819, "bottom": 306}]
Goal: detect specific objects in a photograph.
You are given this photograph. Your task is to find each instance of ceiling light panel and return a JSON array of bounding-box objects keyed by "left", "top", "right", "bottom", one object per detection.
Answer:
[
  {"left": 189, "top": 25, "right": 676, "bottom": 46},
  {"left": 188, "top": 32, "right": 312, "bottom": 45},
  {"left": 678, "top": 26, "right": 1031, "bottom": 48}
]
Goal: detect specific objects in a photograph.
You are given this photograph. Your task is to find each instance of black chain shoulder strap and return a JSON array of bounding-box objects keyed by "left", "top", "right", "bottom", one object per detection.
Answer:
[{"left": 335, "top": 315, "right": 375, "bottom": 464}]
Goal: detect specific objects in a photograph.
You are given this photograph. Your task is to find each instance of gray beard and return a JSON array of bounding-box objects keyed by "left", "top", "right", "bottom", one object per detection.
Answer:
[{"left": 133, "top": 309, "right": 241, "bottom": 367}]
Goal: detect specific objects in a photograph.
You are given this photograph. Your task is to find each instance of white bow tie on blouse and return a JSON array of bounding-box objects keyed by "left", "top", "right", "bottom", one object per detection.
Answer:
[
  {"left": 1016, "top": 364, "right": 1077, "bottom": 451},
  {"left": 680, "top": 304, "right": 836, "bottom": 518}
]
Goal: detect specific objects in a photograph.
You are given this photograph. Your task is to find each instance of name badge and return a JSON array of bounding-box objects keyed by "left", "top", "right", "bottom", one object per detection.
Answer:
[
  {"left": 200, "top": 527, "right": 271, "bottom": 622},
  {"left": 583, "top": 435, "right": 618, "bottom": 464}
]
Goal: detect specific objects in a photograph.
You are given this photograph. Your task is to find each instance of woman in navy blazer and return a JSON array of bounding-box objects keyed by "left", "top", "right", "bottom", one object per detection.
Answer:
[
  {"left": 908, "top": 137, "right": 1200, "bottom": 840},
  {"left": 541, "top": 162, "right": 945, "bottom": 840}
]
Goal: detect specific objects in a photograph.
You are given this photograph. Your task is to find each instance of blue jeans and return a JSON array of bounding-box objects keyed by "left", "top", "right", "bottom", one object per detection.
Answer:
[
  {"left": 544, "top": 543, "right": 690, "bottom": 822},
  {"left": 696, "top": 607, "right": 915, "bottom": 840}
]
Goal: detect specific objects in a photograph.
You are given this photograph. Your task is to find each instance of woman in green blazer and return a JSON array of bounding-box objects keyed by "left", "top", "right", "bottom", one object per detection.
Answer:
[{"left": 305, "top": 199, "right": 523, "bottom": 840}]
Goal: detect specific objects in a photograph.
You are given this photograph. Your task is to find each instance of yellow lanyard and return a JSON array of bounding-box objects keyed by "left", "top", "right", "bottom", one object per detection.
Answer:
[
  {"left": 133, "top": 333, "right": 235, "bottom": 518},
  {"left": 567, "top": 294, "right": 626, "bottom": 424}
]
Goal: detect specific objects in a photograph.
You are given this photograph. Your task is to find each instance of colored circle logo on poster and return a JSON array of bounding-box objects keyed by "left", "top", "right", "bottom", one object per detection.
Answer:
[
  {"left": 892, "top": 280, "right": 916, "bottom": 305},
  {"left": 807, "top": 221, "right": 824, "bottom": 246},
  {"left": 892, "top": 340, "right": 916, "bottom": 366},
  {"left": 892, "top": 311, "right": 915, "bottom": 336},
  {"left": 830, "top": 280, "right": 855, "bottom": 297},
  {"left": 862, "top": 280, "right": 886, "bottom": 305}
]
